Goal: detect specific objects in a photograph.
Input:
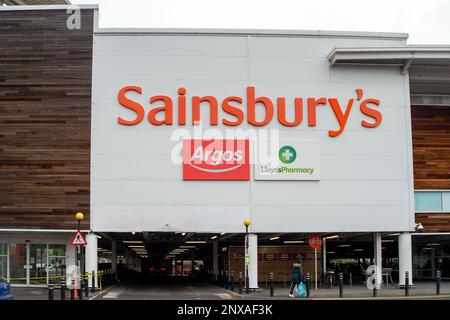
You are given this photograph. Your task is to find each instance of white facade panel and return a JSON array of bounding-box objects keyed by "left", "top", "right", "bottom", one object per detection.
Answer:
[{"left": 91, "top": 33, "right": 414, "bottom": 233}]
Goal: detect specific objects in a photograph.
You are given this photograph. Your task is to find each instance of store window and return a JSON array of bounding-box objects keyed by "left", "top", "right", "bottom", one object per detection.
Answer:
[
  {"left": 9, "top": 243, "right": 27, "bottom": 285},
  {"left": 47, "top": 244, "right": 66, "bottom": 279},
  {"left": 2, "top": 243, "right": 67, "bottom": 285},
  {"left": 0, "top": 243, "right": 7, "bottom": 280},
  {"left": 414, "top": 191, "right": 450, "bottom": 212},
  {"left": 443, "top": 192, "right": 450, "bottom": 212}
]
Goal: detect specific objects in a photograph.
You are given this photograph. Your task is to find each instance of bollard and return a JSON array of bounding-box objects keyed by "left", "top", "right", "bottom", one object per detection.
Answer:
[
  {"left": 338, "top": 272, "right": 343, "bottom": 298},
  {"left": 239, "top": 272, "right": 243, "bottom": 294},
  {"left": 99, "top": 271, "right": 103, "bottom": 291},
  {"left": 306, "top": 273, "right": 310, "bottom": 298},
  {"left": 372, "top": 271, "right": 377, "bottom": 297},
  {"left": 48, "top": 278, "right": 54, "bottom": 300},
  {"left": 246, "top": 272, "right": 250, "bottom": 294},
  {"left": 270, "top": 272, "right": 274, "bottom": 297},
  {"left": 70, "top": 281, "right": 75, "bottom": 301},
  {"left": 225, "top": 271, "right": 229, "bottom": 290},
  {"left": 230, "top": 271, "right": 234, "bottom": 292},
  {"left": 60, "top": 277, "right": 66, "bottom": 301},
  {"left": 78, "top": 277, "right": 83, "bottom": 300},
  {"left": 436, "top": 270, "right": 441, "bottom": 295},
  {"left": 84, "top": 277, "right": 89, "bottom": 297},
  {"left": 405, "top": 271, "right": 410, "bottom": 296},
  {"left": 91, "top": 270, "right": 96, "bottom": 292}
]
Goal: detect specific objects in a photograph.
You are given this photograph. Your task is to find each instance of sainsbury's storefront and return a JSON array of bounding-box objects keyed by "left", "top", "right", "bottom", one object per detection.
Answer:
[{"left": 1, "top": 5, "right": 449, "bottom": 287}]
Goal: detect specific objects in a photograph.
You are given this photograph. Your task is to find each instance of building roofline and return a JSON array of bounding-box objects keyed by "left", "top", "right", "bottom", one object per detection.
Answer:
[
  {"left": 328, "top": 45, "right": 450, "bottom": 62},
  {"left": 94, "top": 28, "right": 408, "bottom": 40},
  {"left": 328, "top": 45, "right": 450, "bottom": 74},
  {"left": 0, "top": 4, "right": 98, "bottom": 11}
]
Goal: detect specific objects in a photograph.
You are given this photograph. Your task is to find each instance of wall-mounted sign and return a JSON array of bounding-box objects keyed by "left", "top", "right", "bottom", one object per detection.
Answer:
[
  {"left": 183, "top": 139, "right": 250, "bottom": 180},
  {"left": 264, "top": 253, "right": 278, "bottom": 261},
  {"left": 278, "top": 253, "right": 292, "bottom": 261},
  {"left": 117, "top": 86, "right": 382, "bottom": 138},
  {"left": 255, "top": 139, "right": 320, "bottom": 180}
]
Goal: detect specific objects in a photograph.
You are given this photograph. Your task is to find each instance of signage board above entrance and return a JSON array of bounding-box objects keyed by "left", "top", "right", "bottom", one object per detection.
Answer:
[
  {"left": 183, "top": 139, "right": 250, "bottom": 180},
  {"left": 255, "top": 139, "right": 320, "bottom": 180}
]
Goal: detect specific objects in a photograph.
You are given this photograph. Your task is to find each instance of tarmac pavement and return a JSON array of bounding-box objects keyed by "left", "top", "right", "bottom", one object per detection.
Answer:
[{"left": 10, "top": 276, "right": 450, "bottom": 300}]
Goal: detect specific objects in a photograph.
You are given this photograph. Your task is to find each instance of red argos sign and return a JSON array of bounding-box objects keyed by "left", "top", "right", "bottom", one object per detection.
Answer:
[{"left": 183, "top": 139, "right": 250, "bottom": 180}]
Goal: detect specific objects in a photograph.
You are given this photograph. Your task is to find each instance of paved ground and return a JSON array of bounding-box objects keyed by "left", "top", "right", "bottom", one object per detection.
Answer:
[
  {"left": 93, "top": 277, "right": 242, "bottom": 300},
  {"left": 10, "top": 276, "right": 450, "bottom": 300}
]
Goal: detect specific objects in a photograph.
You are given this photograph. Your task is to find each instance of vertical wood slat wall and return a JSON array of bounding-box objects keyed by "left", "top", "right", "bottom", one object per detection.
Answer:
[
  {"left": 0, "top": 9, "right": 94, "bottom": 229},
  {"left": 412, "top": 105, "right": 450, "bottom": 232}
]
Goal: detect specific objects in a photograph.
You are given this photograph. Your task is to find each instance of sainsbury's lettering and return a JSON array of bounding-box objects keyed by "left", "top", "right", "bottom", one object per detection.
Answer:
[{"left": 117, "top": 86, "right": 382, "bottom": 137}]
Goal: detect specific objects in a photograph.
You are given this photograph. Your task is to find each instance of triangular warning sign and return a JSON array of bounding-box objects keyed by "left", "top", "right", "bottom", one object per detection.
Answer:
[{"left": 71, "top": 230, "right": 87, "bottom": 246}]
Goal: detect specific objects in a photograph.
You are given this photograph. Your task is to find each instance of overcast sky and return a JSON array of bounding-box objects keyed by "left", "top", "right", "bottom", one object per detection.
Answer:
[{"left": 72, "top": 0, "right": 450, "bottom": 44}]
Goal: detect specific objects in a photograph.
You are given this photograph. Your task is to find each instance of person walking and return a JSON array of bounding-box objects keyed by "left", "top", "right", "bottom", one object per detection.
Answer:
[{"left": 289, "top": 261, "right": 304, "bottom": 297}]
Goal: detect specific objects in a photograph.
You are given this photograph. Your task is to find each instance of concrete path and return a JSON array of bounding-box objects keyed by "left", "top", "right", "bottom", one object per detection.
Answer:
[
  {"left": 11, "top": 277, "right": 450, "bottom": 300},
  {"left": 92, "top": 277, "right": 243, "bottom": 300}
]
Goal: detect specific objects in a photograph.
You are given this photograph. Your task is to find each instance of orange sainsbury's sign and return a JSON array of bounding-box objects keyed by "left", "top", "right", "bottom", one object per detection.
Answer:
[{"left": 117, "top": 86, "right": 382, "bottom": 137}]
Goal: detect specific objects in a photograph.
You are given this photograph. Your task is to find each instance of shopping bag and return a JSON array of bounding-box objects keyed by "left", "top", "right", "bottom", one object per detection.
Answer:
[
  {"left": 293, "top": 283, "right": 298, "bottom": 294},
  {"left": 297, "top": 282, "right": 307, "bottom": 297}
]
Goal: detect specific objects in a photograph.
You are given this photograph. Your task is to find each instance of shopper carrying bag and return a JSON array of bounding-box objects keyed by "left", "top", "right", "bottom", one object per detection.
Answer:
[{"left": 289, "top": 261, "right": 304, "bottom": 297}]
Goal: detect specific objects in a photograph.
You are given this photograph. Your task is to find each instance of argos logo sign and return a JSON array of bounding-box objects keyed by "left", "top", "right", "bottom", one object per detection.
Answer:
[
  {"left": 183, "top": 139, "right": 249, "bottom": 180},
  {"left": 117, "top": 86, "right": 382, "bottom": 137}
]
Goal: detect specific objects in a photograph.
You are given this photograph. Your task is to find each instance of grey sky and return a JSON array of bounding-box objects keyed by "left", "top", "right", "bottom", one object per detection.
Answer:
[{"left": 72, "top": 0, "right": 450, "bottom": 44}]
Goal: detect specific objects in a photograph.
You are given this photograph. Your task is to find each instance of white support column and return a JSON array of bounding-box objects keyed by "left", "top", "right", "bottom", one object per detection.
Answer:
[
  {"left": 248, "top": 234, "right": 258, "bottom": 289},
  {"left": 374, "top": 233, "right": 382, "bottom": 267},
  {"left": 111, "top": 240, "right": 117, "bottom": 274},
  {"left": 373, "top": 232, "right": 382, "bottom": 289},
  {"left": 213, "top": 240, "right": 219, "bottom": 280},
  {"left": 65, "top": 242, "right": 76, "bottom": 279},
  {"left": 322, "top": 238, "right": 327, "bottom": 273},
  {"left": 398, "top": 232, "right": 413, "bottom": 286},
  {"left": 85, "top": 233, "right": 98, "bottom": 288}
]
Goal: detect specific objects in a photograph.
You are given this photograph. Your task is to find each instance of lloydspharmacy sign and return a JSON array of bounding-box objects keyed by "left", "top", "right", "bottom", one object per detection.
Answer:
[{"left": 255, "top": 140, "right": 320, "bottom": 180}]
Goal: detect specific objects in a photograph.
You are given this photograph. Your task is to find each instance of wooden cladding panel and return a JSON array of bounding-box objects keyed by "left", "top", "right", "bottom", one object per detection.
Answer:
[
  {"left": 415, "top": 213, "right": 450, "bottom": 233},
  {"left": 0, "top": 10, "right": 94, "bottom": 229},
  {"left": 227, "top": 246, "right": 321, "bottom": 282},
  {"left": 412, "top": 105, "right": 450, "bottom": 190}
]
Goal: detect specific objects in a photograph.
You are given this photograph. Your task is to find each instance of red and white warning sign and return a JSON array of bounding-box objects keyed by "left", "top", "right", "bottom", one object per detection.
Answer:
[{"left": 71, "top": 230, "right": 87, "bottom": 246}]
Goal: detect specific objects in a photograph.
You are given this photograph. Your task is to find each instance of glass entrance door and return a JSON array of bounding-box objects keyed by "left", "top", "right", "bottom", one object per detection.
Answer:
[
  {"left": 9, "top": 243, "right": 28, "bottom": 285},
  {"left": 29, "top": 244, "right": 47, "bottom": 285}
]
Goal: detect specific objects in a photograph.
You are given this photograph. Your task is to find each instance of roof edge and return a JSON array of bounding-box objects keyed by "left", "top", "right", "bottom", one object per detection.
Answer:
[
  {"left": 0, "top": 4, "right": 99, "bottom": 11},
  {"left": 328, "top": 46, "right": 450, "bottom": 62},
  {"left": 95, "top": 28, "right": 408, "bottom": 40}
]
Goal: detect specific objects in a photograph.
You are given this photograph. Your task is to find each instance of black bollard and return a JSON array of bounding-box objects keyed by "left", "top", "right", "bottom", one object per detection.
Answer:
[
  {"left": 78, "top": 277, "right": 83, "bottom": 300},
  {"left": 84, "top": 277, "right": 89, "bottom": 297},
  {"left": 306, "top": 273, "right": 310, "bottom": 298},
  {"left": 48, "top": 278, "right": 54, "bottom": 300},
  {"left": 270, "top": 272, "right": 274, "bottom": 297},
  {"left": 339, "top": 272, "right": 343, "bottom": 298},
  {"left": 405, "top": 271, "right": 410, "bottom": 296},
  {"left": 372, "top": 272, "right": 377, "bottom": 297},
  {"left": 230, "top": 271, "right": 234, "bottom": 292},
  {"left": 70, "top": 279, "right": 75, "bottom": 300},
  {"left": 60, "top": 277, "right": 66, "bottom": 301},
  {"left": 91, "top": 270, "right": 96, "bottom": 292},
  {"left": 246, "top": 273, "right": 250, "bottom": 294},
  {"left": 225, "top": 271, "right": 229, "bottom": 290},
  {"left": 239, "top": 272, "right": 243, "bottom": 294},
  {"left": 436, "top": 270, "right": 441, "bottom": 295}
]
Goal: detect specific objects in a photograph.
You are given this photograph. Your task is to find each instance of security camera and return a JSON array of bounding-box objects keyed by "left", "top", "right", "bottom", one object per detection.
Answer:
[{"left": 415, "top": 223, "right": 424, "bottom": 232}]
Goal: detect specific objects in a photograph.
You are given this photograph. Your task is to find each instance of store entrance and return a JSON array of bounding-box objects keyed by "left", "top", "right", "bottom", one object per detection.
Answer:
[{"left": 6, "top": 243, "right": 67, "bottom": 286}]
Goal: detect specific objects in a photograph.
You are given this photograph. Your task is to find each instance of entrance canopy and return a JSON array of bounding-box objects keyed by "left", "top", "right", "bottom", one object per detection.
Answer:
[{"left": 328, "top": 45, "right": 450, "bottom": 97}]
